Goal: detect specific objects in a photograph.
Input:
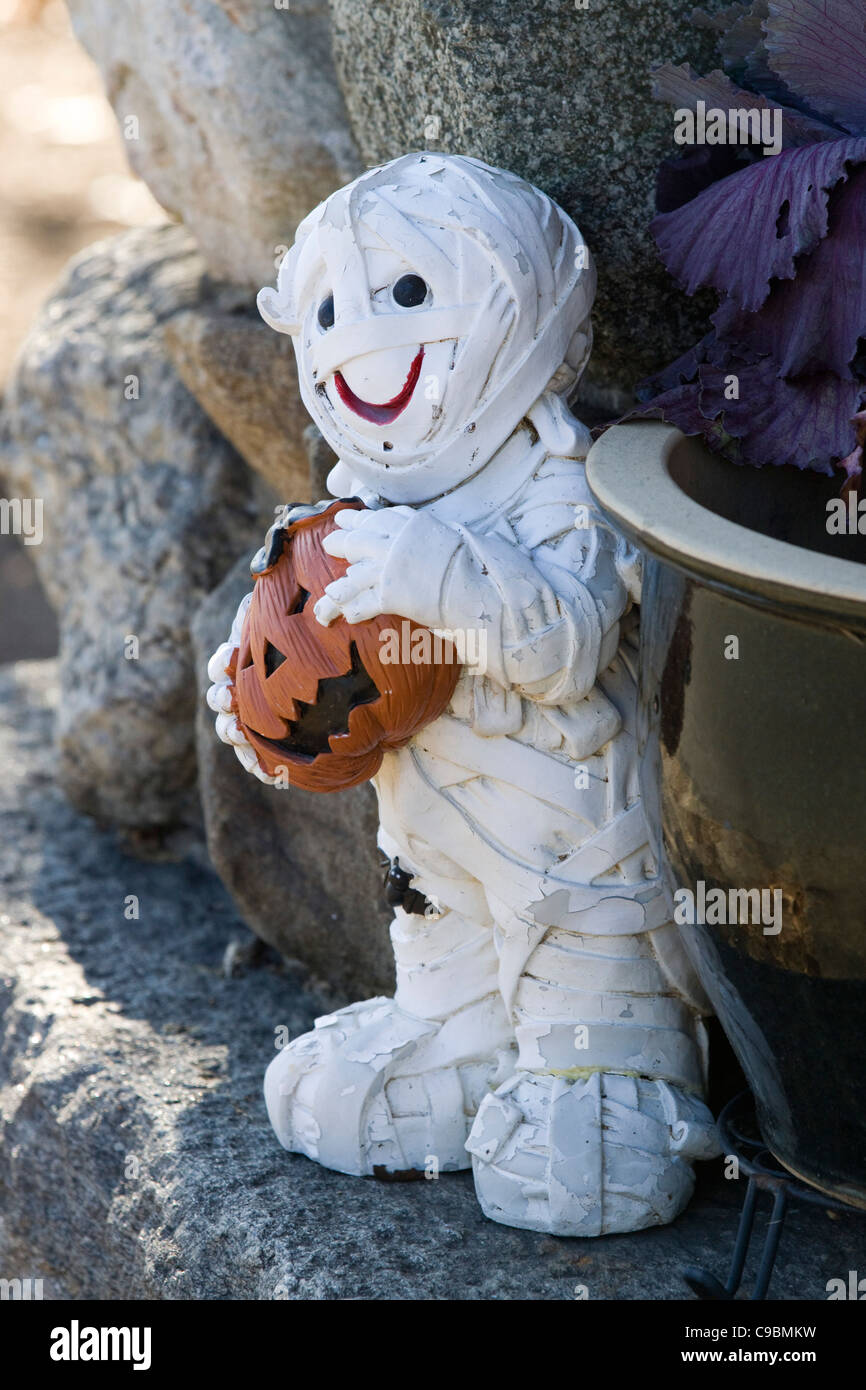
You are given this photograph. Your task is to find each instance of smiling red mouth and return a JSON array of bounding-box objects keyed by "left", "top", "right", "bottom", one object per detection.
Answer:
[{"left": 333, "top": 347, "right": 424, "bottom": 425}]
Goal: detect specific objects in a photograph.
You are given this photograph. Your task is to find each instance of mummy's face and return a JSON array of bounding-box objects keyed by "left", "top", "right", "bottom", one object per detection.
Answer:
[
  {"left": 291, "top": 211, "right": 494, "bottom": 469},
  {"left": 302, "top": 238, "right": 470, "bottom": 454},
  {"left": 259, "top": 153, "right": 595, "bottom": 504}
]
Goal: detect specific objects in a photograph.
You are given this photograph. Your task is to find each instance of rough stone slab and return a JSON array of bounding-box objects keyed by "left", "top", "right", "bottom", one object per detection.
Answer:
[
  {"left": 191, "top": 557, "right": 394, "bottom": 999},
  {"left": 67, "top": 0, "right": 360, "bottom": 289},
  {"left": 1, "top": 662, "right": 859, "bottom": 1299},
  {"left": 328, "top": 0, "right": 725, "bottom": 406},
  {"left": 0, "top": 226, "right": 271, "bottom": 832},
  {"left": 164, "top": 298, "right": 314, "bottom": 499}
]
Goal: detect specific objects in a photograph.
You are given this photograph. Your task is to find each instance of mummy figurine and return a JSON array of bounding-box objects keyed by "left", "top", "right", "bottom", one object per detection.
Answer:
[{"left": 206, "top": 153, "right": 719, "bottom": 1236}]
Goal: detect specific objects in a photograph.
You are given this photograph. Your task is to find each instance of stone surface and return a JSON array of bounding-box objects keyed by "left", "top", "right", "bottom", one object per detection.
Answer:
[
  {"left": 0, "top": 225, "right": 267, "bottom": 832},
  {"left": 0, "top": 660, "right": 857, "bottom": 1299},
  {"left": 66, "top": 0, "right": 360, "bottom": 289},
  {"left": 0, "top": 535, "right": 58, "bottom": 666},
  {"left": 192, "top": 556, "right": 394, "bottom": 999},
  {"left": 163, "top": 296, "right": 313, "bottom": 499},
  {"left": 327, "top": 0, "right": 725, "bottom": 407},
  {"left": 305, "top": 424, "right": 341, "bottom": 501}
]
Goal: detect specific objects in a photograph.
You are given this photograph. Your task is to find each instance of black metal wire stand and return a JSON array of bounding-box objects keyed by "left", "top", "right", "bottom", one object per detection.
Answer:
[{"left": 683, "top": 1089, "right": 861, "bottom": 1301}]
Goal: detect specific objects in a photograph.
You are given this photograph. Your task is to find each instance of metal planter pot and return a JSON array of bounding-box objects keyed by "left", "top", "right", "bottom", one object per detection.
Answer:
[{"left": 586, "top": 421, "right": 866, "bottom": 1209}]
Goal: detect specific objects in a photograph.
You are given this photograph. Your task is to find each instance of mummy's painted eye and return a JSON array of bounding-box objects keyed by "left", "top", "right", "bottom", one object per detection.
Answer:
[
  {"left": 317, "top": 294, "right": 335, "bottom": 329},
  {"left": 392, "top": 274, "right": 428, "bottom": 308}
]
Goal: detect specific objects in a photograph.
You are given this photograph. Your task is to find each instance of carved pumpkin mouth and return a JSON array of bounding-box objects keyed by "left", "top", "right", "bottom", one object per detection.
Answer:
[
  {"left": 255, "top": 641, "right": 381, "bottom": 762},
  {"left": 334, "top": 347, "right": 424, "bottom": 424}
]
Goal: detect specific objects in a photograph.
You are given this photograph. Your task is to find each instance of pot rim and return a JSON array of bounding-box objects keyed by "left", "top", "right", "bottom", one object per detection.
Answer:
[{"left": 586, "top": 421, "right": 866, "bottom": 624}]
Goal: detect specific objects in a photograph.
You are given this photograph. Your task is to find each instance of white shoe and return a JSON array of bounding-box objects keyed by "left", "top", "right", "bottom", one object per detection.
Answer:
[
  {"left": 466, "top": 1070, "right": 720, "bottom": 1235},
  {"left": 265, "top": 995, "right": 512, "bottom": 1177}
]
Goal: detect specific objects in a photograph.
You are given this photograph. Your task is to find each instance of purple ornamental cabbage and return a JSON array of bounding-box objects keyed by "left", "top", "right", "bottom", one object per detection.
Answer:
[{"left": 632, "top": 0, "right": 866, "bottom": 486}]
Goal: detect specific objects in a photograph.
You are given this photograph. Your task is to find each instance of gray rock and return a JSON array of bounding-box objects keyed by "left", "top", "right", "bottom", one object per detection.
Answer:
[
  {"left": 327, "top": 0, "right": 726, "bottom": 406},
  {"left": 191, "top": 556, "right": 394, "bottom": 999},
  {"left": 305, "top": 423, "right": 341, "bottom": 502},
  {"left": 163, "top": 295, "right": 313, "bottom": 499},
  {"left": 67, "top": 0, "right": 361, "bottom": 288},
  {"left": 0, "top": 661, "right": 851, "bottom": 1299},
  {"left": 0, "top": 534, "right": 58, "bottom": 666},
  {"left": 0, "top": 225, "right": 267, "bottom": 832}
]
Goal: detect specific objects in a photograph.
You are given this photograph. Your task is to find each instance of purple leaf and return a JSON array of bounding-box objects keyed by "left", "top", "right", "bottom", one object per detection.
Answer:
[
  {"left": 651, "top": 135, "right": 866, "bottom": 311},
  {"left": 644, "top": 2, "right": 866, "bottom": 482},
  {"left": 700, "top": 358, "right": 866, "bottom": 470},
  {"left": 626, "top": 379, "right": 743, "bottom": 461},
  {"left": 650, "top": 62, "right": 841, "bottom": 145},
  {"left": 637, "top": 336, "right": 708, "bottom": 399},
  {"left": 716, "top": 0, "right": 768, "bottom": 71},
  {"left": 693, "top": 2, "right": 840, "bottom": 115},
  {"left": 712, "top": 0, "right": 787, "bottom": 94},
  {"left": 765, "top": 0, "right": 866, "bottom": 135},
  {"left": 655, "top": 144, "right": 757, "bottom": 214},
  {"left": 712, "top": 164, "right": 866, "bottom": 376},
  {"left": 637, "top": 330, "right": 760, "bottom": 397},
  {"left": 690, "top": 4, "right": 751, "bottom": 39},
  {"left": 631, "top": 352, "right": 866, "bottom": 472},
  {"left": 837, "top": 410, "right": 866, "bottom": 485}
]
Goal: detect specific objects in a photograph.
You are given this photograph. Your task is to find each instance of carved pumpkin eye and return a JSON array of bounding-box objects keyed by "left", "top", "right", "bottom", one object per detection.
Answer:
[
  {"left": 263, "top": 640, "right": 287, "bottom": 678},
  {"left": 392, "top": 274, "right": 428, "bottom": 308},
  {"left": 317, "top": 294, "right": 335, "bottom": 330}
]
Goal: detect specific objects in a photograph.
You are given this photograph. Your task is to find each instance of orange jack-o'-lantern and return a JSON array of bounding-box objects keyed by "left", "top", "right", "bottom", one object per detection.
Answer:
[{"left": 226, "top": 499, "right": 460, "bottom": 792}]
